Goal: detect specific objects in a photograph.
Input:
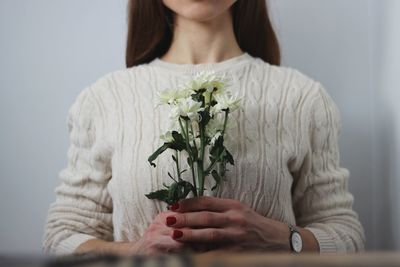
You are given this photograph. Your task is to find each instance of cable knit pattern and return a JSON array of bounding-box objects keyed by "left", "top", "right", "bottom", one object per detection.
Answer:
[{"left": 43, "top": 52, "right": 365, "bottom": 254}]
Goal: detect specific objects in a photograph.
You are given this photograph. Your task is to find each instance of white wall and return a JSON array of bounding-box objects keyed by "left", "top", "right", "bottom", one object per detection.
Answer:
[{"left": 0, "top": 0, "right": 397, "bottom": 254}]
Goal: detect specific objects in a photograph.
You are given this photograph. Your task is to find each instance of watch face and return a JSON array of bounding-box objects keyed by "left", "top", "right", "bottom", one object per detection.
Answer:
[{"left": 291, "top": 232, "right": 303, "bottom": 252}]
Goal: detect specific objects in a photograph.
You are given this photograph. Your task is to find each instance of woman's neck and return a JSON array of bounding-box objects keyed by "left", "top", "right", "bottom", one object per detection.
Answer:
[{"left": 160, "top": 10, "right": 243, "bottom": 64}]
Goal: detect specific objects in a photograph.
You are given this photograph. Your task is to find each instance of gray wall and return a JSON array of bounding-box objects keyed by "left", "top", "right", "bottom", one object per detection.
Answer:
[
  {"left": 371, "top": 0, "right": 400, "bottom": 250},
  {"left": 270, "top": 0, "right": 400, "bottom": 250},
  {"left": 0, "top": 0, "right": 127, "bottom": 254},
  {"left": 0, "top": 0, "right": 397, "bottom": 254},
  {"left": 270, "top": 0, "right": 377, "bottom": 250}
]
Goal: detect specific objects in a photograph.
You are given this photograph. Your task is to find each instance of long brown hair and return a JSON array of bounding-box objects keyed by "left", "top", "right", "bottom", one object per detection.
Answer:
[{"left": 126, "top": 0, "right": 280, "bottom": 67}]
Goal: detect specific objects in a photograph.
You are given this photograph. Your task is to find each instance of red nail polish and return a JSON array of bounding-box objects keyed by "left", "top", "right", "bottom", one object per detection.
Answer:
[
  {"left": 166, "top": 216, "right": 176, "bottom": 226},
  {"left": 170, "top": 203, "right": 179, "bottom": 211},
  {"left": 173, "top": 230, "right": 183, "bottom": 239}
]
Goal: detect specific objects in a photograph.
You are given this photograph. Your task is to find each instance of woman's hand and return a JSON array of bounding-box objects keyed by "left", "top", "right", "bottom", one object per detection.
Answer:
[
  {"left": 76, "top": 211, "right": 193, "bottom": 256},
  {"left": 128, "top": 210, "right": 195, "bottom": 255},
  {"left": 165, "top": 196, "right": 292, "bottom": 252}
]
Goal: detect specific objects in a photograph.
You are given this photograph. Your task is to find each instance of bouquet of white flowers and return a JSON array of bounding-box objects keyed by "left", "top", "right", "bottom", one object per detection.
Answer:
[{"left": 146, "top": 71, "right": 241, "bottom": 205}]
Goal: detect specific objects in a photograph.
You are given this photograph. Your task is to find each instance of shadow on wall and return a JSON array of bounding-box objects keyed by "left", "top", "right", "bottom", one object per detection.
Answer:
[
  {"left": 373, "top": 0, "right": 400, "bottom": 250},
  {"left": 375, "top": 109, "right": 396, "bottom": 249}
]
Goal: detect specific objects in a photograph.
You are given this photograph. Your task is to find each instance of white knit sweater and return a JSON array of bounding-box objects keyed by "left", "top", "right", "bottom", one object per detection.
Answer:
[{"left": 43, "top": 52, "right": 365, "bottom": 254}]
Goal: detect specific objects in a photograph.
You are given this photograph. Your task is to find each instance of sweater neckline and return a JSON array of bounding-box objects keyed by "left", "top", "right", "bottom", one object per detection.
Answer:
[{"left": 149, "top": 52, "right": 253, "bottom": 75}]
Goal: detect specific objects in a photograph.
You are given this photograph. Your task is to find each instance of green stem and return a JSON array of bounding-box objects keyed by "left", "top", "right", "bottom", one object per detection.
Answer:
[
  {"left": 191, "top": 121, "right": 205, "bottom": 196},
  {"left": 208, "top": 91, "right": 214, "bottom": 110},
  {"left": 203, "top": 110, "right": 229, "bottom": 175},
  {"left": 198, "top": 124, "right": 206, "bottom": 196},
  {"left": 179, "top": 118, "right": 198, "bottom": 197},
  {"left": 197, "top": 91, "right": 217, "bottom": 196},
  {"left": 190, "top": 123, "right": 198, "bottom": 153},
  {"left": 175, "top": 150, "right": 181, "bottom": 181},
  {"left": 221, "top": 110, "right": 229, "bottom": 136},
  {"left": 205, "top": 149, "right": 225, "bottom": 174}
]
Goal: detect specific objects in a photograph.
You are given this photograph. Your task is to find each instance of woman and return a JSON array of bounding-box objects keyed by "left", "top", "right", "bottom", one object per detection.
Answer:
[{"left": 43, "top": 0, "right": 365, "bottom": 255}]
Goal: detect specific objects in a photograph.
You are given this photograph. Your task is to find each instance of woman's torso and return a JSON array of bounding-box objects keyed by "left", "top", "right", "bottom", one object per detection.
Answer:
[{"left": 92, "top": 53, "right": 318, "bottom": 242}]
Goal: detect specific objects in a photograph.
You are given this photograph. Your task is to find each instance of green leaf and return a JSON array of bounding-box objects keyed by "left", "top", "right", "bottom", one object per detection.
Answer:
[
  {"left": 148, "top": 132, "right": 187, "bottom": 168},
  {"left": 210, "top": 100, "right": 217, "bottom": 107},
  {"left": 191, "top": 144, "right": 198, "bottom": 161},
  {"left": 166, "top": 180, "right": 195, "bottom": 204},
  {"left": 178, "top": 180, "right": 195, "bottom": 199},
  {"left": 148, "top": 143, "right": 170, "bottom": 167},
  {"left": 191, "top": 90, "right": 206, "bottom": 104},
  {"left": 170, "top": 131, "right": 186, "bottom": 151},
  {"left": 211, "top": 170, "right": 221, "bottom": 191},
  {"left": 224, "top": 148, "right": 234, "bottom": 165},
  {"left": 209, "top": 135, "right": 224, "bottom": 161},
  {"left": 168, "top": 172, "right": 177, "bottom": 182},
  {"left": 145, "top": 189, "right": 169, "bottom": 202},
  {"left": 168, "top": 182, "right": 180, "bottom": 200},
  {"left": 199, "top": 110, "right": 211, "bottom": 127},
  {"left": 146, "top": 181, "right": 194, "bottom": 204}
]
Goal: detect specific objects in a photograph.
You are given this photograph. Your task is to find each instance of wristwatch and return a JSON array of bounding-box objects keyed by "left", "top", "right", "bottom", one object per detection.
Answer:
[{"left": 288, "top": 225, "right": 303, "bottom": 253}]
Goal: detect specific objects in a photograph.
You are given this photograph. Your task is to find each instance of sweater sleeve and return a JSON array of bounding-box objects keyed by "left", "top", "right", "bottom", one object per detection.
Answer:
[
  {"left": 43, "top": 85, "right": 114, "bottom": 255},
  {"left": 291, "top": 84, "right": 365, "bottom": 253}
]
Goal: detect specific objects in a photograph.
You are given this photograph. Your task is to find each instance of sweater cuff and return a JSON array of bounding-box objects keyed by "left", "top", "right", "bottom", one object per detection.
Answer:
[
  {"left": 57, "top": 233, "right": 97, "bottom": 255},
  {"left": 306, "top": 227, "right": 338, "bottom": 254}
]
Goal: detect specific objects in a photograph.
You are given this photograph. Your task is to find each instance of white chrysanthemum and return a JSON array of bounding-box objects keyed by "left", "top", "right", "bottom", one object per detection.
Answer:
[
  {"left": 206, "top": 117, "right": 235, "bottom": 140},
  {"left": 157, "top": 87, "right": 193, "bottom": 106},
  {"left": 206, "top": 118, "right": 224, "bottom": 138},
  {"left": 170, "top": 98, "right": 205, "bottom": 122},
  {"left": 166, "top": 118, "right": 180, "bottom": 133},
  {"left": 183, "top": 70, "right": 231, "bottom": 94},
  {"left": 160, "top": 131, "right": 174, "bottom": 143},
  {"left": 193, "top": 137, "right": 201, "bottom": 148},
  {"left": 213, "top": 92, "right": 241, "bottom": 113},
  {"left": 209, "top": 105, "right": 221, "bottom": 116}
]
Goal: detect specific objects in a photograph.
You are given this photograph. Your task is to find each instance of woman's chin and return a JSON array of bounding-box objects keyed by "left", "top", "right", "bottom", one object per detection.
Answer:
[
  {"left": 180, "top": 6, "right": 224, "bottom": 21},
  {"left": 164, "top": 0, "right": 236, "bottom": 22}
]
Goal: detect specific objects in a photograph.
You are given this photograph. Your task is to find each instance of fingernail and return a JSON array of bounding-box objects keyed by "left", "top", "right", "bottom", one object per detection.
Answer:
[
  {"left": 166, "top": 216, "right": 176, "bottom": 226},
  {"left": 173, "top": 230, "right": 183, "bottom": 239},
  {"left": 170, "top": 203, "right": 179, "bottom": 211}
]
